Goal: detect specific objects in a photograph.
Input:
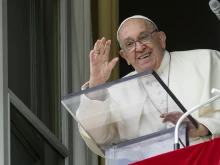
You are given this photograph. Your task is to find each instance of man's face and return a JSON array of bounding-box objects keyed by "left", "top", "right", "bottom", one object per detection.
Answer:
[{"left": 119, "top": 19, "right": 166, "bottom": 73}]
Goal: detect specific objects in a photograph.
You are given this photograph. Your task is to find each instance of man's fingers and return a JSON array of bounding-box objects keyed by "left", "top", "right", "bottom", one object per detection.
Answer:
[
  {"left": 94, "top": 40, "right": 101, "bottom": 55},
  {"left": 104, "top": 40, "right": 111, "bottom": 57},
  {"left": 160, "top": 114, "right": 165, "bottom": 118},
  {"left": 90, "top": 50, "right": 95, "bottom": 60},
  {"left": 162, "top": 118, "right": 176, "bottom": 124},
  {"left": 188, "top": 129, "right": 198, "bottom": 137},
  {"left": 161, "top": 112, "right": 193, "bottom": 126},
  {"left": 100, "top": 38, "right": 106, "bottom": 55},
  {"left": 162, "top": 118, "right": 167, "bottom": 123},
  {"left": 162, "top": 113, "right": 181, "bottom": 124},
  {"left": 90, "top": 50, "right": 101, "bottom": 65},
  {"left": 163, "top": 112, "right": 183, "bottom": 119},
  {"left": 108, "top": 57, "right": 119, "bottom": 70}
]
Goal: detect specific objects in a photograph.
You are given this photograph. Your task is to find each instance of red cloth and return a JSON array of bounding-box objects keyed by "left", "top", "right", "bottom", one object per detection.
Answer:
[{"left": 130, "top": 138, "right": 220, "bottom": 165}]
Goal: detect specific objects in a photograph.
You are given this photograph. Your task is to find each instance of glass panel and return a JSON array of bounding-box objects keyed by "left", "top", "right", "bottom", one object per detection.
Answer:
[
  {"left": 105, "top": 125, "right": 187, "bottom": 165},
  {"left": 11, "top": 131, "right": 37, "bottom": 165},
  {"left": 8, "top": 0, "right": 61, "bottom": 138},
  {"left": 62, "top": 70, "right": 192, "bottom": 152},
  {"left": 8, "top": 0, "right": 31, "bottom": 108},
  {"left": 10, "top": 103, "right": 64, "bottom": 165}
]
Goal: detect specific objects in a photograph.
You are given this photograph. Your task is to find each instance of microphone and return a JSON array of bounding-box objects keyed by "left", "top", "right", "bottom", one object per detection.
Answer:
[
  {"left": 174, "top": 88, "right": 220, "bottom": 150},
  {"left": 212, "top": 88, "right": 220, "bottom": 95},
  {"left": 209, "top": 0, "right": 220, "bottom": 20}
]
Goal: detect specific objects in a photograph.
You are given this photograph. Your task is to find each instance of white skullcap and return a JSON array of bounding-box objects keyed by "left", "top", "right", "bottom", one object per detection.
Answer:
[{"left": 117, "top": 15, "right": 158, "bottom": 42}]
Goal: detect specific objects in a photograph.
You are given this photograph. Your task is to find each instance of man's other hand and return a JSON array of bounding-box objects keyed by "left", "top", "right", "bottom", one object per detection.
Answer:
[{"left": 160, "top": 111, "right": 209, "bottom": 137}]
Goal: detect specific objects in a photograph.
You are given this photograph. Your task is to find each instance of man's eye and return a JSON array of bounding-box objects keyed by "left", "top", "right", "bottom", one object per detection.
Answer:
[
  {"left": 126, "top": 42, "right": 134, "bottom": 47},
  {"left": 140, "top": 35, "right": 147, "bottom": 40}
]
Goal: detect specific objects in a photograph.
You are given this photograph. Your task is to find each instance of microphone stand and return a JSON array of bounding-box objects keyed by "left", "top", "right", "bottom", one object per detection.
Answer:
[{"left": 174, "top": 88, "right": 220, "bottom": 150}]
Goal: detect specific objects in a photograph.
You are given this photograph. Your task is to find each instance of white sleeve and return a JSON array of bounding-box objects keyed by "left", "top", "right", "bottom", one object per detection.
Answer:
[
  {"left": 197, "top": 50, "right": 220, "bottom": 136},
  {"left": 76, "top": 84, "right": 118, "bottom": 156}
]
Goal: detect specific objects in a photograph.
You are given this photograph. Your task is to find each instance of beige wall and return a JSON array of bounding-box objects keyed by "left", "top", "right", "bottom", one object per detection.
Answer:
[{"left": 91, "top": 0, "right": 119, "bottom": 82}]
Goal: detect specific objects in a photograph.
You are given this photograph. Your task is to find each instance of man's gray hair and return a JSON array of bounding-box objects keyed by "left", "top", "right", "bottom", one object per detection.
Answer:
[{"left": 117, "top": 15, "right": 159, "bottom": 44}]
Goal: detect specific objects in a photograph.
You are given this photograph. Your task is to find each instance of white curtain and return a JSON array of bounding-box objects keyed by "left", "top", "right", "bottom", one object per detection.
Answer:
[
  {"left": 70, "top": 0, "right": 98, "bottom": 164},
  {"left": 71, "top": 0, "right": 91, "bottom": 89}
]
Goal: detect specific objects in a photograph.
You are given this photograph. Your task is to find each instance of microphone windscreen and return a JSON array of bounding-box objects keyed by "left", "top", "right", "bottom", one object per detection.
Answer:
[{"left": 209, "top": 0, "right": 220, "bottom": 12}]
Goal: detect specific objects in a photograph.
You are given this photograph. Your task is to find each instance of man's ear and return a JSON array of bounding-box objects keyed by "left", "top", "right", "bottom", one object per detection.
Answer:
[
  {"left": 119, "top": 50, "right": 130, "bottom": 65},
  {"left": 158, "top": 31, "right": 166, "bottom": 49}
]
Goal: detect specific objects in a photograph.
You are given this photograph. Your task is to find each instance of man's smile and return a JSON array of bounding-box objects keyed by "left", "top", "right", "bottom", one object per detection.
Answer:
[{"left": 138, "top": 52, "right": 151, "bottom": 60}]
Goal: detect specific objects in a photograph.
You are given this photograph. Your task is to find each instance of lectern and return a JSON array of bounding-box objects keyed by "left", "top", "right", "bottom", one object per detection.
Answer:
[{"left": 62, "top": 70, "right": 197, "bottom": 165}]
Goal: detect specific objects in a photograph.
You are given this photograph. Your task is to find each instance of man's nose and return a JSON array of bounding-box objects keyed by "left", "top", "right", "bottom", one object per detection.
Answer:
[{"left": 135, "top": 41, "right": 145, "bottom": 51}]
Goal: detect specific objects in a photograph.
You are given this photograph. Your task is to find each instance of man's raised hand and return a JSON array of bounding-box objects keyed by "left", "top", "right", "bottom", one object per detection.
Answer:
[{"left": 89, "top": 37, "right": 119, "bottom": 88}]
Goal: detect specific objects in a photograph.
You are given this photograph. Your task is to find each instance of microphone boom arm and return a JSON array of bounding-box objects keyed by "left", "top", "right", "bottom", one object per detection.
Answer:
[{"left": 174, "top": 88, "right": 220, "bottom": 150}]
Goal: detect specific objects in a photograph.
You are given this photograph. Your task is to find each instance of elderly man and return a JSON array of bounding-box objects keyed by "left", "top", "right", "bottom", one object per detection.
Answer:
[{"left": 77, "top": 15, "right": 220, "bottom": 157}]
